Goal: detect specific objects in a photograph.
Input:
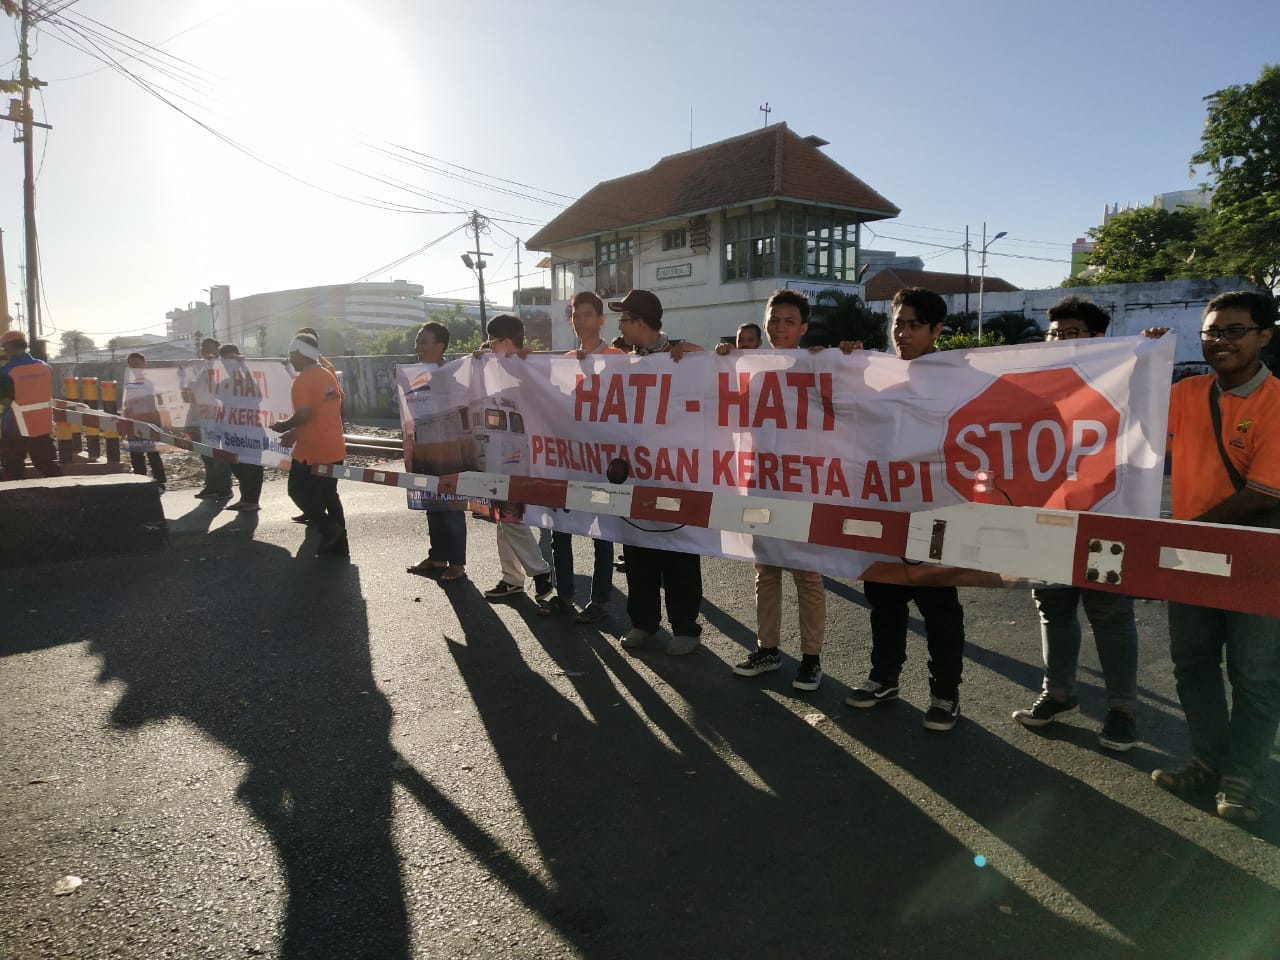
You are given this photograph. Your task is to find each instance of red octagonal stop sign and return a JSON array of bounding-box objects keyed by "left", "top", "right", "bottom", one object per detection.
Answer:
[{"left": 943, "top": 369, "right": 1120, "bottom": 509}]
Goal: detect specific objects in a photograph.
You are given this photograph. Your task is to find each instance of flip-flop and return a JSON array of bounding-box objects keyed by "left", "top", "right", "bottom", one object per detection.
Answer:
[{"left": 438, "top": 566, "right": 467, "bottom": 582}]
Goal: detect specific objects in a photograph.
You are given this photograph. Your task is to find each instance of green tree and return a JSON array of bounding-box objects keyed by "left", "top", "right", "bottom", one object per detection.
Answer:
[
  {"left": 805, "top": 289, "right": 889, "bottom": 350},
  {"left": 1191, "top": 64, "right": 1280, "bottom": 291},
  {"left": 59, "top": 330, "right": 95, "bottom": 361},
  {"left": 1077, "top": 206, "right": 1214, "bottom": 285},
  {"left": 936, "top": 331, "right": 1004, "bottom": 351},
  {"left": 429, "top": 304, "right": 482, "bottom": 351},
  {"left": 983, "top": 311, "right": 1044, "bottom": 344}
]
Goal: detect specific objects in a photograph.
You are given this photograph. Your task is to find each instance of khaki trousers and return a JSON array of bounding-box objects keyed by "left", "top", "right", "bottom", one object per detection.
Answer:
[{"left": 754, "top": 564, "right": 826, "bottom": 655}]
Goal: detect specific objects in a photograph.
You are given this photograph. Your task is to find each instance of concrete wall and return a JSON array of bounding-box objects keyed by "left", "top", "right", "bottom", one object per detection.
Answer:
[{"left": 868, "top": 276, "right": 1260, "bottom": 364}]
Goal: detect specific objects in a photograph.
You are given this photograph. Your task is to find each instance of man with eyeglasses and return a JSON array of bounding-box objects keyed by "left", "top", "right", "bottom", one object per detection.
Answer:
[
  {"left": 1011, "top": 296, "right": 1142, "bottom": 751},
  {"left": 1143, "top": 290, "right": 1280, "bottom": 824},
  {"left": 845, "top": 287, "right": 968, "bottom": 731}
]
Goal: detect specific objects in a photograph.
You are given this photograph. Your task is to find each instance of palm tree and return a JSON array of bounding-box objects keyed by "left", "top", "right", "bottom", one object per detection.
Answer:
[{"left": 805, "top": 289, "right": 889, "bottom": 350}]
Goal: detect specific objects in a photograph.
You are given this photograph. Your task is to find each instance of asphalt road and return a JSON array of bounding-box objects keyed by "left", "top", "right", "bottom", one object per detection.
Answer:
[{"left": 2, "top": 478, "right": 1278, "bottom": 960}]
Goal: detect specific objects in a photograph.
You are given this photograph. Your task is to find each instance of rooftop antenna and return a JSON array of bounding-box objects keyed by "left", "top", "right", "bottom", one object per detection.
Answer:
[{"left": 759, "top": 101, "right": 771, "bottom": 128}]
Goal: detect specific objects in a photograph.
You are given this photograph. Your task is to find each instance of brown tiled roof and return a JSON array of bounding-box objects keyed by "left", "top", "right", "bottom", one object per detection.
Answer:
[
  {"left": 526, "top": 124, "right": 900, "bottom": 250},
  {"left": 863, "top": 268, "right": 1019, "bottom": 301}
]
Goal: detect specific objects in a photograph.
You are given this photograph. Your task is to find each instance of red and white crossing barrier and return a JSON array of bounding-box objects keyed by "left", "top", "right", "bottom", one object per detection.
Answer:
[
  {"left": 54, "top": 405, "right": 240, "bottom": 462},
  {"left": 313, "top": 463, "right": 1280, "bottom": 618}
]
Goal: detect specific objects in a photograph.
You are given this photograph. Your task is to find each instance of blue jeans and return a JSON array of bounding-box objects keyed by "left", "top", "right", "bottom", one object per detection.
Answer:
[
  {"left": 1168, "top": 601, "right": 1280, "bottom": 783},
  {"left": 551, "top": 531, "right": 613, "bottom": 604},
  {"left": 1032, "top": 586, "right": 1139, "bottom": 710},
  {"left": 425, "top": 510, "right": 466, "bottom": 565}
]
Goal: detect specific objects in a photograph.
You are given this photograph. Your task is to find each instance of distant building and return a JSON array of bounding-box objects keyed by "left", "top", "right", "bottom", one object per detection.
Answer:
[
  {"left": 525, "top": 123, "right": 900, "bottom": 348},
  {"left": 862, "top": 268, "right": 1017, "bottom": 307},
  {"left": 1069, "top": 188, "right": 1215, "bottom": 281},
  {"left": 51, "top": 333, "right": 194, "bottom": 363},
  {"left": 164, "top": 281, "right": 497, "bottom": 356},
  {"left": 1101, "top": 187, "right": 1214, "bottom": 226}
]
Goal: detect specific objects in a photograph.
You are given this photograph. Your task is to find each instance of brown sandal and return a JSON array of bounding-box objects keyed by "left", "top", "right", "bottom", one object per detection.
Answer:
[
  {"left": 438, "top": 565, "right": 466, "bottom": 582},
  {"left": 406, "top": 559, "right": 448, "bottom": 575}
]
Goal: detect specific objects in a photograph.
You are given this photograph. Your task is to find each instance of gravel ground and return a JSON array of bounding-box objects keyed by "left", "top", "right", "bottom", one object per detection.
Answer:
[{"left": 154, "top": 422, "right": 401, "bottom": 490}]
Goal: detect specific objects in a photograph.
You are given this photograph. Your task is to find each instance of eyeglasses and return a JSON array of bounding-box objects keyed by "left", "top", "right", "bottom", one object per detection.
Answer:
[
  {"left": 1200, "top": 325, "right": 1262, "bottom": 341},
  {"left": 1045, "top": 328, "right": 1089, "bottom": 340}
]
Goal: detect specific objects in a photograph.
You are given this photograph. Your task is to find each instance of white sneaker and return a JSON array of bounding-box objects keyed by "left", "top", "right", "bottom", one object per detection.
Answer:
[
  {"left": 621, "top": 627, "right": 657, "bottom": 648},
  {"left": 665, "top": 634, "right": 701, "bottom": 656}
]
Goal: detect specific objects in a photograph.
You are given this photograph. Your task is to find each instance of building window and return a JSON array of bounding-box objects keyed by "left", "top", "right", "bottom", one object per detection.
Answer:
[
  {"left": 722, "top": 210, "right": 777, "bottom": 282},
  {"left": 777, "top": 205, "right": 859, "bottom": 282},
  {"left": 662, "top": 228, "right": 687, "bottom": 251},
  {"left": 596, "top": 237, "right": 634, "bottom": 298},
  {"left": 551, "top": 263, "right": 573, "bottom": 301}
]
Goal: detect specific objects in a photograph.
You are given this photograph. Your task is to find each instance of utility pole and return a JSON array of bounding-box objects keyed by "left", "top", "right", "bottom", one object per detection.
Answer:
[
  {"left": 17, "top": 0, "right": 48, "bottom": 349},
  {"left": 0, "top": 228, "right": 9, "bottom": 333},
  {"left": 462, "top": 211, "right": 492, "bottom": 329},
  {"left": 963, "top": 224, "right": 971, "bottom": 319},
  {"left": 514, "top": 238, "right": 522, "bottom": 310}
]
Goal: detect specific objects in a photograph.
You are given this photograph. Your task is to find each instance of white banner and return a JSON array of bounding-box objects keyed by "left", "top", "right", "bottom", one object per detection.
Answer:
[
  {"left": 122, "top": 367, "right": 188, "bottom": 451},
  {"left": 181, "top": 358, "right": 296, "bottom": 468},
  {"left": 396, "top": 335, "right": 1176, "bottom": 579}
]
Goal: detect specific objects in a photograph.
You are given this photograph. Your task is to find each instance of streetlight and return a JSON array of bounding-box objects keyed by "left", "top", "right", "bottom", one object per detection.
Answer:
[{"left": 976, "top": 223, "right": 1006, "bottom": 340}]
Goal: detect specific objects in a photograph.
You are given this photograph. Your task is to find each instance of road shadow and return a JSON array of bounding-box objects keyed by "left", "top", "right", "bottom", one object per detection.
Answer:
[
  {"left": 82, "top": 523, "right": 409, "bottom": 960},
  {"left": 823, "top": 696, "right": 1280, "bottom": 954},
  {"left": 436, "top": 582, "right": 1170, "bottom": 960}
]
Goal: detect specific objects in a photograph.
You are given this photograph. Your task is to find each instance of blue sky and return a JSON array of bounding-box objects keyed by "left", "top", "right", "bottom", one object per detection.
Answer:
[{"left": 0, "top": 0, "right": 1275, "bottom": 345}]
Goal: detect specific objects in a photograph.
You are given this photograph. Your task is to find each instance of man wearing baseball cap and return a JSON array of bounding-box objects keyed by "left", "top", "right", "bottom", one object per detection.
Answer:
[
  {"left": 607, "top": 289, "right": 706, "bottom": 654},
  {"left": 0, "top": 329, "right": 63, "bottom": 480}
]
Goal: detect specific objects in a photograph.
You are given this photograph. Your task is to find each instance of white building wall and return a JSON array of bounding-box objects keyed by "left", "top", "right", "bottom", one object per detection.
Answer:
[
  {"left": 544, "top": 213, "right": 866, "bottom": 349},
  {"left": 868, "top": 276, "right": 1258, "bottom": 364}
]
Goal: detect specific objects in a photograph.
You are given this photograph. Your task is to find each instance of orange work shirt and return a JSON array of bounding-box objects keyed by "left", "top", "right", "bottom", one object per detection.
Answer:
[
  {"left": 564, "top": 343, "right": 625, "bottom": 357},
  {"left": 290, "top": 364, "right": 346, "bottom": 464},
  {"left": 1167, "top": 368, "right": 1280, "bottom": 520}
]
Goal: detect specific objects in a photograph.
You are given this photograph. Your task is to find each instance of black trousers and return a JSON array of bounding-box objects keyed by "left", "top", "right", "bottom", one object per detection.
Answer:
[
  {"left": 289, "top": 459, "right": 345, "bottom": 538},
  {"left": 0, "top": 433, "right": 62, "bottom": 481},
  {"left": 864, "top": 580, "right": 966, "bottom": 701},
  {"left": 623, "top": 544, "right": 702, "bottom": 636},
  {"left": 129, "top": 450, "right": 167, "bottom": 485},
  {"left": 230, "top": 462, "right": 264, "bottom": 504}
]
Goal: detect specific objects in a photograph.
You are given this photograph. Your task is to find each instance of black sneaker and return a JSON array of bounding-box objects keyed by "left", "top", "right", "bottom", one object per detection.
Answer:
[
  {"left": 537, "top": 596, "right": 575, "bottom": 617},
  {"left": 1216, "top": 777, "right": 1261, "bottom": 824},
  {"left": 923, "top": 696, "right": 961, "bottom": 731},
  {"left": 574, "top": 601, "right": 607, "bottom": 624},
  {"left": 533, "top": 573, "right": 554, "bottom": 602},
  {"left": 1152, "top": 757, "right": 1218, "bottom": 794},
  {"left": 1098, "top": 709, "right": 1137, "bottom": 752},
  {"left": 845, "top": 678, "right": 899, "bottom": 708},
  {"left": 484, "top": 581, "right": 524, "bottom": 600},
  {"left": 792, "top": 657, "right": 823, "bottom": 692},
  {"left": 733, "top": 647, "right": 781, "bottom": 677},
  {"left": 1012, "top": 692, "right": 1079, "bottom": 728}
]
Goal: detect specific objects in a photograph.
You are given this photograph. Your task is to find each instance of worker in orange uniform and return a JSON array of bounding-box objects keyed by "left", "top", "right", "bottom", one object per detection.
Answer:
[
  {"left": 271, "top": 333, "right": 348, "bottom": 556},
  {"left": 0, "top": 330, "right": 63, "bottom": 481}
]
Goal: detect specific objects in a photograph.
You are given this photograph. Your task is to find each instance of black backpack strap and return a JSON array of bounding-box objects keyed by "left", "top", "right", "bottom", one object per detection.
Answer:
[{"left": 1208, "top": 381, "right": 1247, "bottom": 492}]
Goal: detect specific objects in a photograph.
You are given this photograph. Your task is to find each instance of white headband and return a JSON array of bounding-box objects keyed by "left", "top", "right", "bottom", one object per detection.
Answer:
[{"left": 289, "top": 338, "right": 321, "bottom": 360}]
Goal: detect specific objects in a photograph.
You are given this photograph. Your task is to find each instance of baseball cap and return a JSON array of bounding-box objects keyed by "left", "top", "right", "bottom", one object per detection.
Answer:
[{"left": 608, "top": 289, "right": 663, "bottom": 328}]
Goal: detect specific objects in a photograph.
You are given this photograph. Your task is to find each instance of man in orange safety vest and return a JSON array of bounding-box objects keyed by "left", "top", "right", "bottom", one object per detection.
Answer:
[{"left": 0, "top": 329, "right": 63, "bottom": 481}]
